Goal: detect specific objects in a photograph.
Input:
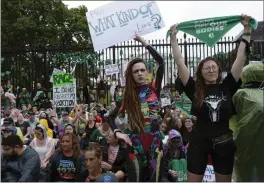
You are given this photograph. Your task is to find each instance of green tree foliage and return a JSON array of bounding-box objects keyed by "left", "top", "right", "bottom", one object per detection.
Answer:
[{"left": 1, "top": 0, "right": 98, "bottom": 90}]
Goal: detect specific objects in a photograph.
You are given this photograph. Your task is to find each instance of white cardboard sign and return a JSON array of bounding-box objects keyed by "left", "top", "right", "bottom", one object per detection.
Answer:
[
  {"left": 105, "top": 64, "right": 119, "bottom": 76},
  {"left": 161, "top": 98, "right": 171, "bottom": 107},
  {"left": 49, "top": 68, "right": 64, "bottom": 83},
  {"left": 86, "top": 1, "right": 165, "bottom": 51}
]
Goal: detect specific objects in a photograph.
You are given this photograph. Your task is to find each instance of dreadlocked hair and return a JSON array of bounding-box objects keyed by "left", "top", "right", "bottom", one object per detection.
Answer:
[
  {"left": 118, "top": 58, "right": 145, "bottom": 133},
  {"left": 194, "top": 57, "right": 222, "bottom": 109}
]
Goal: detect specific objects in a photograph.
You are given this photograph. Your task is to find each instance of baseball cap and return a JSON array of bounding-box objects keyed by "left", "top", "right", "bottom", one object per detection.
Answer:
[
  {"left": 62, "top": 111, "right": 69, "bottom": 116},
  {"left": 28, "top": 111, "right": 35, "bottom": 115},
  {"left": 3, "top": 117, "right": 14, "bottom": 125},
  {"left": 95, "top": 173, "right": 119, "bottom": 182},
  {"left": 2, "top": 126, "right": 17, "bottom": 134},
  {"left": 168, "top": 129, "right": 182, "bottom": 140}
]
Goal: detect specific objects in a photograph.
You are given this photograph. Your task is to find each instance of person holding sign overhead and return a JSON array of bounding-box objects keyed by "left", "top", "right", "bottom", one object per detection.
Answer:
[
  {"left": 169, "top": 14, "right": 252, "bottom": 182},
  {"left": 108, "top": 34, "right": 164, "bottom": 182}
]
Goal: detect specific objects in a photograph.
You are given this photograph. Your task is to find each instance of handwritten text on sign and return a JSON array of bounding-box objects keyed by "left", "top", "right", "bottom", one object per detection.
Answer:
[
  {"left": 53, "top": 73, "right": 73, "bottom": 86},
  {"left": 53, "top": 73, "right": 76, "bottom": 107},
  {"left": 86, "top": 1, "right": 165, "bottom": 51},
  {"left": 105, "top": 64, "right": 119, "bottom": 76},
  {"left": 161, "top": 98, "right": 171, "bottom": 107}
]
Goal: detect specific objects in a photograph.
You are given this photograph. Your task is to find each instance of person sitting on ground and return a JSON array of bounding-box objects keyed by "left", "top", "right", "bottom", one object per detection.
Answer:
[
  {"left": 75, "top": 142, "right": 119, "bottom": 182},
  {"left": 55, "top": 124, "right": 78, "bottom": 149},
  {"left": 1, "top": 135, "right": 41, "bottom": 182},
  {"left": 1, "top": 117, "right": 24, "bottom": 141},
  {"left": 101, "top": 130, "right": 127, "bottom": 181},
  {"left": 1, "top": 126, "right": 17, "bottom": 142},
  {"left": 30, "top": 123, "right": 58, "bottom": 169},
  {"left": 40, "top": 133, "right": 86, "bottom": 182},
  {"left": 21, "top": 104, "right": 29, "bottom": 115},
  {"left": 52, "top": 111, "right": 74, "bottom": 138},
  {"left": 38, "top": 118, "right": 53, "bottom": 138},
  {"left": 15, "top": 113, "right": 31, "bottom": 144},
  {"left": 71, "top": 106, "right": 88, "bottom": 138},
  {"left": 180, "top": 116, "right": 195, "bottom": 146},
  {"left": 164, "top": 129, "right": 187, "bottom": 182},
  {"left": 79, "top": 112, "right": 99, "bottom": 150},
  {"left": 27, "top": 111, "right": 39, "bottom": 130}
]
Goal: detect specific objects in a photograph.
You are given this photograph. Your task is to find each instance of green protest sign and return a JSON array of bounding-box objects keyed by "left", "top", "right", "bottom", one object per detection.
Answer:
[
  {"left": 53, "top": 73, "right": 74, "bottom": 86},
  {"left": 166, "top": 15, "right": 258, "bottom": 47}
]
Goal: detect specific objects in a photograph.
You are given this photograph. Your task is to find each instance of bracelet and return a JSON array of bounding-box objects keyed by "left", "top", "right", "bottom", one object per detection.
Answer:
[
  {"left": 243, "top": 32, "right": 251, "bottom": 36},
  {"left": 241, "top": 38, "right": 251, "bottom": 55},
  {"left": 114, "top": 129, "right": 122, "bottom": 138}
]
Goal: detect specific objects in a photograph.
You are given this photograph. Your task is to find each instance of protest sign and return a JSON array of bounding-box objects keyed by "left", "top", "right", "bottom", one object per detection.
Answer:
[
  {"left": 203, "top": 165, "right": 215, "bottom": 182},
  {"left": 53, "top": 73, "right": 76, "bottom": 107},
  {"left": 86, "top": 1, "right": 165, "bottom": 51},
  {"left": 161, "top": 98, "right": 171, "bottom": 107},
  {"left": 49, "top": 68, "right": 64, "bottom": 83},
  {"left": 166, "top": 15, "right": 258, "bottom": 47},
  {"left": 105, "top": 64, "right": 119, "bottom": 76}
]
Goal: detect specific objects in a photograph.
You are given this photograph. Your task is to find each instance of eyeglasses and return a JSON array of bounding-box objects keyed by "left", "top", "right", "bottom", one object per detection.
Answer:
[{"left": 202, "top": 65, "right": 219, "bottom": 72}]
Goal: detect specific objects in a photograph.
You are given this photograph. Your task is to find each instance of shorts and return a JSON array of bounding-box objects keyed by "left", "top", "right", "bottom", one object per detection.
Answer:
[{"left": 187, "top": 136, "right": 237, "bottom": 175}]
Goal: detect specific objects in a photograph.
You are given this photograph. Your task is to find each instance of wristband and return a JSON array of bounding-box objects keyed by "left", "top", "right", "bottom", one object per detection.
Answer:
[
  {"left": 114, "top": 129, "right": 122, "bottom": 138},
  {"left": 241, "top": 38, "right": 251, "bottom": 55},
  {"left": 243, "top": 32, "right": 251, "bottom": 36}
]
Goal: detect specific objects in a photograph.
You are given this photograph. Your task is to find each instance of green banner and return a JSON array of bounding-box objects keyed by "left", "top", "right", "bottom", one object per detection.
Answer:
[
  {"left": 53, "top": 73, "right": 74, "bottom": 86},
  {"left": 166, "top": 15, "right": 258, "bottom": 47}
]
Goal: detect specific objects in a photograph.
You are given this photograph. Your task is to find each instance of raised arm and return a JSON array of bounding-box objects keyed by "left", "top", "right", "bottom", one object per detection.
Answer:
[
  {"left": 169, "top": 24, "right": 190, "bottom": 86},
  {"left": 134, "top": 35, "right": 164, "bottom": 95},
  {"left": 231, "top": 14, "right": 252, "bottom": 81},
  {"left": 107, "top": 102, "right": 122, "bottom": 130}
]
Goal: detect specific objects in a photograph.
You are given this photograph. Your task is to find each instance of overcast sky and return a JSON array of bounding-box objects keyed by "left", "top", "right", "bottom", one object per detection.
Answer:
[{"left": 63, "top": 1, "right": 263, "bottom": 40}]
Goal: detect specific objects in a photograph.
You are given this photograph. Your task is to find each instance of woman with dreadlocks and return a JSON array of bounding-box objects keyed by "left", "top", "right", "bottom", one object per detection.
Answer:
[{"left": 108, "top": 35, "right": 164, "bottom": 182}]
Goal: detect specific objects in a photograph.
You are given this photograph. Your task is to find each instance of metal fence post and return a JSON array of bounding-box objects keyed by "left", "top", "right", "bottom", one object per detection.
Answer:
[
  {"left": 183, "top": 33, "right": 188, "bottom": 66},
  {"left": 112, "top": 45, "right": 116, "bottom": 64}
]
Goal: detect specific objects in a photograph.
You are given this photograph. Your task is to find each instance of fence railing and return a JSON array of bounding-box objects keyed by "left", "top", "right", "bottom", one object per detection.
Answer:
[{"left": 2, "top": 34, "right": 264, "bottom": 106}]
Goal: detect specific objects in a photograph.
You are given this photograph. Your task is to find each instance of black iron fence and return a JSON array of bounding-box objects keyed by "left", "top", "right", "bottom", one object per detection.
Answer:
[{"left": 2, "top": 34, "right": 264, "bottom": 105}]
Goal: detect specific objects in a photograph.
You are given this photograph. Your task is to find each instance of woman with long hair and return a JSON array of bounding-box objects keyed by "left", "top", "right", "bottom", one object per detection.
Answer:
[
  {"left": 169, "top": 14, "right": 252, "bottom": 182},
  {"left": 180, "top": 117, "right": 194, "bottom": 146},
  {"left": 79, "top": 112, "right": 98, "bottom": 150},
  {"left": 55, "top": 124, "right": 77, "bottom": 150},
  {"left": 40, "top": 133, "right": 86, "bottom": 182},
  {"left": 108, "top": 35, "right": 164, "bottom": 181}
]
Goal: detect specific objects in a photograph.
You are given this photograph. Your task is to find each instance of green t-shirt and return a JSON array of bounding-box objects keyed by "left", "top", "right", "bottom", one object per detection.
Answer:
[
  {"left": 19, "top": 93, "right": 30, "bottom": 104},
  {"left": 89, "top": 129, "right": 105, "bottom": 142}
]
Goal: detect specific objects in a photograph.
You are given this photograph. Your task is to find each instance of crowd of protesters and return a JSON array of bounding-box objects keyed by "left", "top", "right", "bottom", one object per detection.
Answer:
[{"left": 1, "top": 14, "right": 252, "bottom": 182}]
